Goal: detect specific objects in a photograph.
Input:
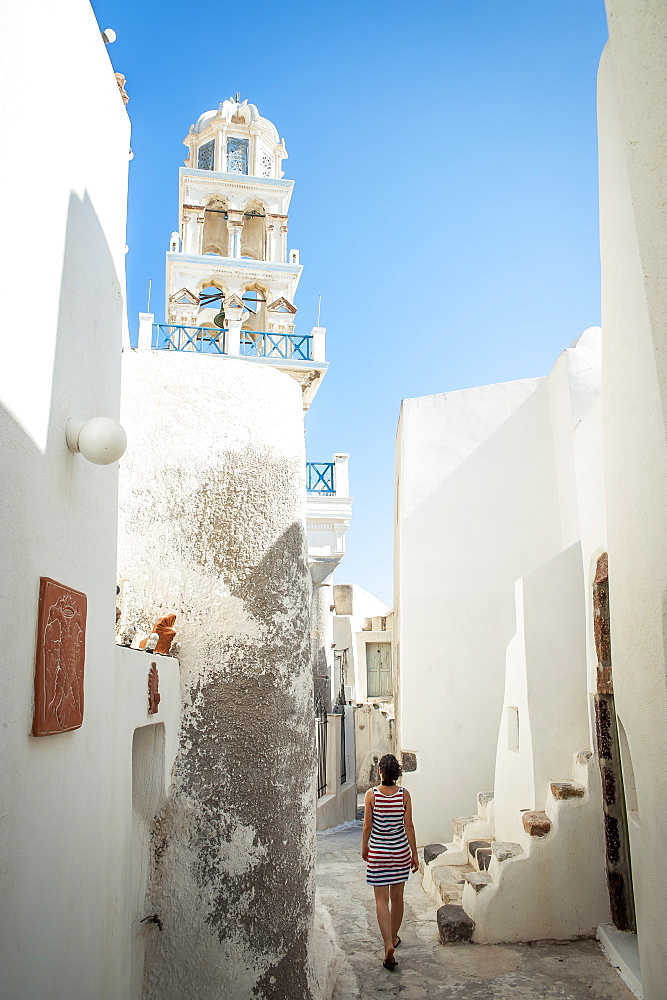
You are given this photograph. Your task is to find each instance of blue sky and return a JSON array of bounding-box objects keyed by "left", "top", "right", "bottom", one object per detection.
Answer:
[{"left": 92, "top": 0, "right": 609, "bottom": 605}]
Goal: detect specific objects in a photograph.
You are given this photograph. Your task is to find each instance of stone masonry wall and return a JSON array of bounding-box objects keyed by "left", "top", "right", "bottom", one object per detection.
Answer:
[{"left": 118, "top": 350, "right": 316, "bottom": 1000}]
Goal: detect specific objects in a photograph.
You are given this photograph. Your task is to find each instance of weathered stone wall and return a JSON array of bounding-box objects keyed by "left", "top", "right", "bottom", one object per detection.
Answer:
[{"left": 118, "top": 350, "right": 316, "bottom": 999}]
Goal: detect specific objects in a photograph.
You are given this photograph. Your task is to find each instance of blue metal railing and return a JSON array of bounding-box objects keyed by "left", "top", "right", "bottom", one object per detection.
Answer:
[
  {"left": 152, "top": 325, "right": 313, "bottom": 361},
  {"left": 240, "top": 331, "right": 312, "bottom": 361},
  {"left": 307, "top": 462, "right": 335, "bottom": 494},
  {"left": 153, "top": 324, "right": 227, "bottom": 354}
]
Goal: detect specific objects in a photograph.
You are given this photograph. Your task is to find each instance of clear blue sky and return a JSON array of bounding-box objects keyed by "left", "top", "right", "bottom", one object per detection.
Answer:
[{"left": 92, "top": 0, "right": 609, "bottom": 605}]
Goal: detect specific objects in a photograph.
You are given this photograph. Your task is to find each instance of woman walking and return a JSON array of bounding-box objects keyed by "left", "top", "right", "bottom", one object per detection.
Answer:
[{"left": 362, "top": 754, "right": 419, "bottom": 970}]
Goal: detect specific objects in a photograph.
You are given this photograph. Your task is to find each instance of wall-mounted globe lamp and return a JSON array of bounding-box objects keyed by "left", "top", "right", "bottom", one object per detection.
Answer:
[{"left": 66, "top": 417, "right": 127, "bottom": 465}]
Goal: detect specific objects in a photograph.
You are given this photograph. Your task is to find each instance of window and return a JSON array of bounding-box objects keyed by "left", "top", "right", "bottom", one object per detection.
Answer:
[
  {"left": 242, "top": 288, "right": 265, "bottom": 314},
  {"left": 508, "top": 706, "right": 520, "bottom": 752},
  {"left": 227, "top": 137, "right": 248, "bottom": 174},
  {"left": 366, "top": 642, "right": 392, "bottom": 698},
  {"left": 198, "top": 140, "right": 215, "bottom": 170}
]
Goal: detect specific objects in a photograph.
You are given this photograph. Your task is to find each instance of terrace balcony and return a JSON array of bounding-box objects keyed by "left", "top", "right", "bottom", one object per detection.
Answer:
[
  {"left": 306, "top": 454, "right": 352, "bottom": 563},
  {"left": 136, "top": 313, "right": 327, "bottom": 409}
]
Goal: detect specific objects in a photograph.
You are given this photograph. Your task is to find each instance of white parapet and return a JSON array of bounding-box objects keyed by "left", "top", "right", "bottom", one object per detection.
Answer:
[
  {"left": 333, "top": 453, "right": 350, "bottom": 497},
  {"left": 138, "top": 312, "right": 154, "bottom": 350},
  {"left": 311, "top": 326, "right": 326, "bottom": 362}
]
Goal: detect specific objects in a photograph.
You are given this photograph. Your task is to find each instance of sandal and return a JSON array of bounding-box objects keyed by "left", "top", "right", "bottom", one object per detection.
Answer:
[
  {"left": 383, "top": 958, "right": 398, "bottom": 970},
  {"left": 393, "top": 936, "right": 401, "bottom": 948}
]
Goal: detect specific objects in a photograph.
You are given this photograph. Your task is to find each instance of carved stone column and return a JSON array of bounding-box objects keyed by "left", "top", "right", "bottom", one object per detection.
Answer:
[
  {"left": 227, "top": 212, "right": 243, "bottom": 258},
  {"left": 195, "top": 214, "right": 205, "bottom": 255}
]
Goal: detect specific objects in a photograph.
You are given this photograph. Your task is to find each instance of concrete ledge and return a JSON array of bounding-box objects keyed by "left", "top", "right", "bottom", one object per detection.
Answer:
[
  {"left": 597, "top": 924, "right": 642, "bottom": 999},
  {"left": 317, "top": 780, "right": 356, "bottom": 831}
]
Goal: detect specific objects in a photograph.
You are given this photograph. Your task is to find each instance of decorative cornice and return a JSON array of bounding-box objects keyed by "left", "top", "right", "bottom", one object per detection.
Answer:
[
  {"left": 180, "top": 167, "right": 293, "bottom": 191},
  {"left": 166, "top": 253, "right": 302, "bottom": 279}
]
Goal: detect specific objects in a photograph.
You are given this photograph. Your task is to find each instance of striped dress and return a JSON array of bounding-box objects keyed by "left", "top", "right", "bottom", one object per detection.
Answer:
[{"left": 366, "top": 786, "right": 411, "bottom": 886}]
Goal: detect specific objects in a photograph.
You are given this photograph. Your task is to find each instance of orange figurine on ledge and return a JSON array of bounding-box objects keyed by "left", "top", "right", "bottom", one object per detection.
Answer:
[{"left": 154, "top": 614, "right": 177, "bottom": 654}]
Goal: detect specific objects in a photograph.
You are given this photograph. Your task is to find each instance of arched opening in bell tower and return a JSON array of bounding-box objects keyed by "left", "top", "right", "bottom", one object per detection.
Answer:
[
  {"left": 241, "top": 285, "right": 267, "bottom": 330},
  {"left": 240, "top": 285, "right": 268, "bottom": 355},
  {"left": 202, "top": 197, "right": 229, "bottom": 256},
  {"left": 241, "top": 200, "right": 267, "bottom": 260}
]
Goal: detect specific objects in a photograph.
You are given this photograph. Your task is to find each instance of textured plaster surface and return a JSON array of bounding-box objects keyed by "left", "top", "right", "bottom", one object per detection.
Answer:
[
  {"left": 317, "top": 824, "right": 634, "bottom": 999},
  {"left": 118, "top": 351, "right": 316, "bottom": 999}
]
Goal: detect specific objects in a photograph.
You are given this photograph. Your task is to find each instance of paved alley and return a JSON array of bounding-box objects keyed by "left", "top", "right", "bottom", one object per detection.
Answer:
[{"left": 316, "top": 823, "right": 635, "bottom": 1000}]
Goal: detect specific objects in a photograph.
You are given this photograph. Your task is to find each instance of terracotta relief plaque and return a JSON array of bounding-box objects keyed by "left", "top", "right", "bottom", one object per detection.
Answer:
[
  {"left": 32, "top": 577, "right": 87, "bottom": 736},
  {"left": 148, "top": 662, "right": 160, "bottom": 715}
]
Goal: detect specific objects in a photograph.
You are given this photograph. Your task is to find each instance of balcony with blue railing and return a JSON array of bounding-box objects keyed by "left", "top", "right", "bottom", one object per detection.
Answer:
[
  {"left": 138, "top": 311, "right": 327, "bottom": 408},
  {"left": 153, "top": 324, "right": 227, "bottom": 354},
  {"left": 151, "top": 324, "right": 313, "bottom": 361},
  {"left": 306, "top": 454, "right": 352, "bottom": 565},
  {"left": 240, "top": 330, "right": 312, "bottom": 361},
  {"left": 307, "top": 462, "right": 335, "bottom": 494}
]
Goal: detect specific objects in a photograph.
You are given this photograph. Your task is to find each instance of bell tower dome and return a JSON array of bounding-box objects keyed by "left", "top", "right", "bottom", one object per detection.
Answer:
[
  {"left": 138, "top": 96, "right": 327, "bottom": 408},
  {"left": 183, "top": 95, "right": 287, "bottom": 180}
]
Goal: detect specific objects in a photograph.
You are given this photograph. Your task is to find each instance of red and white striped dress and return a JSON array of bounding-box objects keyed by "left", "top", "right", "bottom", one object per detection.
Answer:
[{"left": 366, "top": 786, "right": 411, "bottom": 886}]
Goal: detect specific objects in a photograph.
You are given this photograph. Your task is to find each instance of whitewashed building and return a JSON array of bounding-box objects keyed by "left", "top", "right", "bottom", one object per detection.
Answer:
[
  {"left": 597, "top": 3, "right": 667, "bottom": 996},
  {"left": 0, "top": 7, "right": 345, "bottom": 987},
  {"left": 398, "top": 5, "right": 667, "bottom": 998},
  {"left": 0, "top": 4, "right": 180, "bottom": 999}
]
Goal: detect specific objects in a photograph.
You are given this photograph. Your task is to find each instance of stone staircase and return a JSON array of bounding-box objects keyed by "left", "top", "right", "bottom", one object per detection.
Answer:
[{"left": 423, "top": 751, "right": 607, "bottom": 945}]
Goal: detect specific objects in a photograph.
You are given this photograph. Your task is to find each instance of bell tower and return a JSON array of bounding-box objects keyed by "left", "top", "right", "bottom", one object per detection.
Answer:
[{"left": 139, "top": 96, "right": 326, "bottom": 408}]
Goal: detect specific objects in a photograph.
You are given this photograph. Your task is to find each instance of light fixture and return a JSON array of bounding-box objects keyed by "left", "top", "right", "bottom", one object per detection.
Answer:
[
  {"left": 66, "top": 417, "right": 127, "bottom": 465},
  {"left": 102, "top": 28, "right": 117, "bottom": 44}
]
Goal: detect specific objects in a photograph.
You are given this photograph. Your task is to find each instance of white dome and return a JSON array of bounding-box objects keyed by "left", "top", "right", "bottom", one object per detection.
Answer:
[{"left": 190, "top": 100, "right": 281, "bottom": 146}]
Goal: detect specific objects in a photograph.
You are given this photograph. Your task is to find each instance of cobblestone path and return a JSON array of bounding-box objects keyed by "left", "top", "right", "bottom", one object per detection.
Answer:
[{"left": 316, "top": 822, "right": 634, "bottom": 1000}]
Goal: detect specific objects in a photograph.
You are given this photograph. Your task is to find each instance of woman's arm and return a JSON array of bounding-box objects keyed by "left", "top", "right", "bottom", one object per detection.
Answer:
[
  {"left": 361, "top": 788, "right": 373, "bottom": 861},
  {"left": 403, "top": 789, "right": 419, "bottom": 872}
]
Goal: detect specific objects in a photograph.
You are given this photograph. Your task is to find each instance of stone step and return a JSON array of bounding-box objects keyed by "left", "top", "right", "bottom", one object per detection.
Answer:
[
  {"left": 438, "top": 841, "right": 469, "bottom": 866},
  {"left": 452, "top": 814, "right": 481, "bottom": 841},
  {"left": 423, "top": 843, "right": 448, "bottom": 865},
  {"left": 476, "top": 791, "right": 494, "bottom": 821},
  {"left": 550, "top": 780, "right": 585, "bottom": 800},
  {"left": 491, "top": 841, "right": 524, "bottom": 862},
  {"left": 431, "top": 863, "right": 471, "bottom": 907},
  {"left": 522, "top": 810, "right": 552, "bottom": 837},
  {"left": 436, "top": 903, "right": 475, "bottom": 944},
  {"left": 467, "top": 838, "right": 493, "bottom": 870},
  {"left": 463, "top": 870, "right": 494, "bottom": 893}
]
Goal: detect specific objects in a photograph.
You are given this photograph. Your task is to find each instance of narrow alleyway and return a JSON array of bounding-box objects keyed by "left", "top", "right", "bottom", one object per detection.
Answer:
[{"left": 316, "top": 822, "right": 634, "bottom": 1000}]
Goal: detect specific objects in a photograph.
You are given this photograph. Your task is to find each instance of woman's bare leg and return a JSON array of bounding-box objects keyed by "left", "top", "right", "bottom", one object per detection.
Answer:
[
  {"left": 373, "top": 886, "right": 395, "bottom": 962},
  {"left": 389, "top": 883, "right": 405, "bottom": 945}
]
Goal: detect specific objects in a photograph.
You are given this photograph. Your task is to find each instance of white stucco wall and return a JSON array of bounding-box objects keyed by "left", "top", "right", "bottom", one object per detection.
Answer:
[
  {"left": 599, "top": 5, "right": 667, "bottom": 996},
  {"left": 395, "top": 379, "right": 563, "bottom": 844},
  {"left": 118, "top": 350, "right": 318, "bottom": 1000},
  {"left": 493, "top": 543, "right": 591, "bottom": 843},
  {"left": 0, "top": 2, "right": 139, "bottom": 997},
  {"left": 395, "top": 327, "right": 609, "bottom": 853}
]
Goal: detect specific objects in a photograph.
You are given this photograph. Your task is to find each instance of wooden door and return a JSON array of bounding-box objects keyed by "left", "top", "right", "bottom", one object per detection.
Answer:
[{"left": 366, "top": 642, "right": 392, "bottom": 697}]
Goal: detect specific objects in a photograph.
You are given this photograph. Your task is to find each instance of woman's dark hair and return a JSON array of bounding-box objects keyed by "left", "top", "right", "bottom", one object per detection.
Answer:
[{"left": 378, "top": 754, "right": 402, "bottom": 786}]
